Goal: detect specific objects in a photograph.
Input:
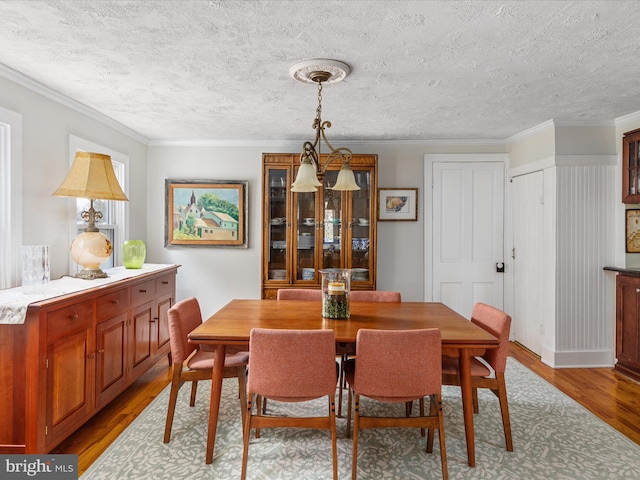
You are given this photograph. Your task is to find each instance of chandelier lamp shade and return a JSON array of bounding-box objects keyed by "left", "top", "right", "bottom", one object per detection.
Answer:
[
  {"left": 289, "top": 59, "right": 360, "bottom": 192},
  {"left": 53, "top": 152, "right": 129, "bottom": 280}
]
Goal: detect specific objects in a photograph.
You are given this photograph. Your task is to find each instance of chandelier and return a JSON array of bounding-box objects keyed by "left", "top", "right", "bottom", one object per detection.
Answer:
[{"left": 289, "top": 59, "right": 360, "bottom": 192}]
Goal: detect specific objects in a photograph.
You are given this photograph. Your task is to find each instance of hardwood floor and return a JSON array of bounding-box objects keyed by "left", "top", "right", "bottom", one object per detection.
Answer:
[{"left": 53, "top": 342, "right": 640, "bottom": 477}]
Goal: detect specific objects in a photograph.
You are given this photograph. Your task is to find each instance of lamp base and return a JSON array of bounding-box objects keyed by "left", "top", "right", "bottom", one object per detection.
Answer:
[{"left": 75, "top": 268, "right": 108, "bottom": 280}]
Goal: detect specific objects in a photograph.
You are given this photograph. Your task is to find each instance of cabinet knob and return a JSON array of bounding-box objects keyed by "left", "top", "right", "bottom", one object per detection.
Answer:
[
  {"left": 97, "top": 349, "right": 105, "bottom": 354},
  {"left": 111, "top": 300, "right": 119, "bottom": 305},
  {"left": 70, "top": 314, "right": 79, "bottom": 321},
  {"left": 636, "top": 288, "right": 639, "bottom": 293}
]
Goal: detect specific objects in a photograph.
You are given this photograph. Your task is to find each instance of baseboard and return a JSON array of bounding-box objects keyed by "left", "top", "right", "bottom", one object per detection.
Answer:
[{"left": 541, "top": 346, "right": 615, "bottom": 368}]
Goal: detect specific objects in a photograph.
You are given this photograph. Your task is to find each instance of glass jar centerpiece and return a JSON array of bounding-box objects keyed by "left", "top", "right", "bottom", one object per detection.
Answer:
[{"left": 320, "top": 269, "right": 351, "bottom": 319}]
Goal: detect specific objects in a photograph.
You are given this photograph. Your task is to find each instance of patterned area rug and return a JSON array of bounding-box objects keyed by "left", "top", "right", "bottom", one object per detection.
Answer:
[{"left": 81, "top": 358, "right": 640, "bottom": 479}]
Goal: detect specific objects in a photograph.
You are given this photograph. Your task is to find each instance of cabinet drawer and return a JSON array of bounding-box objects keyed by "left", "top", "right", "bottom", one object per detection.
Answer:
[
  {"left": 47, "top": 300, "right": 93, "bottom": 340},
  {"left": 155, "top": 273, "right": 175, "bottom": 296},
  {"left": 96, "top": 288, "right": 129, "bottom": 322},
  {"left": 131, "top": 279, "right": 155, "bottom": 306}
]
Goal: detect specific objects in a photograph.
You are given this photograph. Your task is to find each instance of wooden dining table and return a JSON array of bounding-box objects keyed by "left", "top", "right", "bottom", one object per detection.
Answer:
[{"left": 188, "top": 299, "right": 499, "bottom": 467}]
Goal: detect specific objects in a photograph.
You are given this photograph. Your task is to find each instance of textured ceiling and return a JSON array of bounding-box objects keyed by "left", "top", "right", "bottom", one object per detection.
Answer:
[{"left": 1, "top": 0, "right": 640, "bottom": 143}]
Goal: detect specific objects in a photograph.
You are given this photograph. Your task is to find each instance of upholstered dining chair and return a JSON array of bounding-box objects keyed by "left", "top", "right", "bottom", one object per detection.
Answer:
[
  {"left": 441, "top": 302, "right": 513, "bottom": 452},
  {"left": 276, "top": 288, "right": 323, "bottom": 300},
  {"left": 345, "top": 328, "right": 448, "bottom": 480},
  {"left": 163, "top": 297, "right": 249, "bottom": 444},
  {"left": 241, "top": 328, "right": 338, "bottom": 480}
]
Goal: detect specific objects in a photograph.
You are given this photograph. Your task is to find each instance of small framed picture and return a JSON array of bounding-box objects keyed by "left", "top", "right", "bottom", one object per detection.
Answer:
[
  {"left": 626, "top": 209, "right": 640, "bottom": 253},
  {"left": 377, "top": 188, "right": 418, "bottom": 221},
  {"left": 165, "top": 179, "right": 248, "bottom": 248}
]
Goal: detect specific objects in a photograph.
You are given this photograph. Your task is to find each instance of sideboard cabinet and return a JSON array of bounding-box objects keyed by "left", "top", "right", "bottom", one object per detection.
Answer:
[
  {"left": 262, "top": 153, "right": 377, "bottom": 299},
  {"left": 0, "top": 265, "right": 178, "bottom": 453},
  {"left": 623, "top": 128, "right": 640, "bottom": 204},
  {"left": 616, "top": 273, "right": 640, "bottom": 381}
]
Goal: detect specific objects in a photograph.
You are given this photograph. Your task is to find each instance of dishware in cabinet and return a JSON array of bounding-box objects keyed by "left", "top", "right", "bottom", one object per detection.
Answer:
[{"left": 264, "top": 165, "right": 290, "bottom": 286}]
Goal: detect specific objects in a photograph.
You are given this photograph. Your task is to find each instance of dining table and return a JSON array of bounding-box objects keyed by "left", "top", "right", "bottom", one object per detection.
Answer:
[{"left": 188, "top": 299, "right": 499, "bottom": 467}]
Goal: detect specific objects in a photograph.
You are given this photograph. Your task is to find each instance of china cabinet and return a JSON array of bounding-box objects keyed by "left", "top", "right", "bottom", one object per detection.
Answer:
[
  {"left": 623, "top": 128, "right": 640, "bottom": 203},
  {"left": 262, "top": 153, "right": 377, "bottom": 299}
]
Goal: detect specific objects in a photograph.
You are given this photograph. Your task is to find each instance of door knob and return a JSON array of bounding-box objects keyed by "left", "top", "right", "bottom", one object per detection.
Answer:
[{"left": 496, "top": 262, "right": 505, "bottom": 273}]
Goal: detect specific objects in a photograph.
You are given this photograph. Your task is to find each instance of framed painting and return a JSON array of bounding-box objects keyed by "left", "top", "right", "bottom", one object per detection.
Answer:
[
  {"left": 165, "top": 179, "right": 248, "bottom": 248},
  {"left": 626, "top": 209, "right": 640, "bottom": 253},
  {"left": 377, "top": 188, "right": 418, "bottom": 221}
]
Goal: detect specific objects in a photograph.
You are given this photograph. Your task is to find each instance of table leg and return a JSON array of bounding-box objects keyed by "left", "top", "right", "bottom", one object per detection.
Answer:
[
  {"left": 205, "top": 344, "right": 226, "bottom": 464},
  {"left": 459, "top": 349, "right": 475, "bottom": 467}
]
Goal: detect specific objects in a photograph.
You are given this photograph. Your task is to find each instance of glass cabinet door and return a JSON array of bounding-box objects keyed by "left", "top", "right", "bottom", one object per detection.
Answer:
[
  {"left": 350, "top": 169, "right": 372, "bottom": 284},
  {"left": 321, "top": 171, "right": 343, "bottom": 270},
  {"left": 294, "top": 189, "right": 317, "bottom": 283},
  {"left": 266, "top": 168, "right": 288, "bottom": 282}
]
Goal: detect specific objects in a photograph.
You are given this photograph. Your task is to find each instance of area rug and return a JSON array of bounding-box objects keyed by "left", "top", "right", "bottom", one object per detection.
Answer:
[{"left": 81, "top": 358, "right": 640, "bottom": 479}]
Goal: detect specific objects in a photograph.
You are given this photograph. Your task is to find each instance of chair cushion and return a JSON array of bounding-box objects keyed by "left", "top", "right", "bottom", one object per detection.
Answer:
[
  {"left": 441, "top": 354, "right": 492, "bottom": 377},
  {"left": 187, "top": 349, "right": 249, "bottom": 370}
]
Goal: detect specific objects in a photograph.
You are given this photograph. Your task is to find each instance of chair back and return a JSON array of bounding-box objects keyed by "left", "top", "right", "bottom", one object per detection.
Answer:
[
  {"left": 350, "top": 291, "right": 401, "bottom": 302},
  {"left": 167, "top": 297, "right": 203, "bottom": 364},
  {"left": 247, "top": 328, "right": 336, "bottom": 401},
  {"left": 471, "top": 303, "right": 512, "bottom": 373},
  {"left": 277, "top": 288, "right": 322, "bottom": 300},
  {"left": 353, "top": 328, "right": 441, "bottom": 401}
]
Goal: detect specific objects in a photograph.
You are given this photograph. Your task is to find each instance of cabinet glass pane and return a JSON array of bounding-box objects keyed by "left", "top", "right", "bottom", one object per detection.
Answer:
[
  {"left": 295, "top": 190, "right": 316, "bottom": 281},
  {"left": 322, "top": 171, "right": 342, "bottom": 270},
  {"left": 351, "top": 170, "right": 371, "bottom": 282},
  {"left": 267, "top": 169, "right": 287, "bottom": 281}
]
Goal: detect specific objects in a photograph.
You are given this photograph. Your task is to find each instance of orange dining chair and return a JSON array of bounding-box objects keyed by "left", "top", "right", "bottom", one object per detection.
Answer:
[
  {"left": 276, "top": 288, "right": 322, "bottom": 300},
  {"left": 336, "top": 290, "right": 402, "bottom": 416},
  {"left": 241, "top": 328, "right": 338, "bottom": 480},
  {"left": 163, "top": 297, "right": 249, "bottom": 444},
  {"left": 441, "top": 302, "right": 513, "bottom": 451},
  {"left": 345, "top": 328, "right": 448, "bottom": 480}
]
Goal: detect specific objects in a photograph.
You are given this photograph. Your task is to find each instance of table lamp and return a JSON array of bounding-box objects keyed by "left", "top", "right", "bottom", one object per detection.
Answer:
[{"left": 53, "top": 152, "right": 128, "bottom": 279}]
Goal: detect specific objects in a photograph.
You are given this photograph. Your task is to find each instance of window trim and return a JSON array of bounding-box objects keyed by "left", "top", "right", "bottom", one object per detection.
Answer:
[
  {"left": 67, "top": 135, "right": 130, "bottom": 274},
  {"left": 0, "top": 107, "right": 22, "bottom": 289}
]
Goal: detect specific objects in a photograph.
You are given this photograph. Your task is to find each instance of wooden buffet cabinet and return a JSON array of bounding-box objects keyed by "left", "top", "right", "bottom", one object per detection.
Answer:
[
  {"left": 0, "top": 264, "right": 178, "bottom": 454},
  {"left": 262, "top": 153, "right": 378, "bottom": 299},
  {"left": 614, "top": 271, "right": 640, "bottom": 382}
]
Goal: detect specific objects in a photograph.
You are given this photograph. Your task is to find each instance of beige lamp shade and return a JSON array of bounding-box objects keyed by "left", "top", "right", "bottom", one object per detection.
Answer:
[{"left": 53, "top": 152, "right": 128, "bottom": 201}]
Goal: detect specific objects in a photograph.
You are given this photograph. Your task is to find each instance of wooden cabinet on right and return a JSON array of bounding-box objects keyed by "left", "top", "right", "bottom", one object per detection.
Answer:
[
  {"left": 622, "top": 128, "right": 640, "bottom": 203},
  {"left": 615, "top": 274, "right": 640, "bottom": 381}
]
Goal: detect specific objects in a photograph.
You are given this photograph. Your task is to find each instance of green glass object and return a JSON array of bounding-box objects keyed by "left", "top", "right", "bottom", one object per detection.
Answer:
[{"left": 122, "top": 240, "right": 146, "bottom": 269}]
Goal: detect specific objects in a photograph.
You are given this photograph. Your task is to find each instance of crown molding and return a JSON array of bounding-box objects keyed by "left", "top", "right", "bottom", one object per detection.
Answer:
[
  {"left": 615, "top": 110, "right": 640, "bottom": 127},
  {"left": 148, "top": 138, "right": 507, "bottom": 147},
  {"left": 0, "top": 62, "right": 149, "bottom": 145}
]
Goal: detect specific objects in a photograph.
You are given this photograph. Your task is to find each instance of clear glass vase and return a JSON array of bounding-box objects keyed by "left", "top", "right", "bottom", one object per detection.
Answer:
[
  {"left": 122, "top": 240, "right": 146, "bottom": 269},
  {"left": 320, "top": 269, "right": 351, "bottom": 319}
]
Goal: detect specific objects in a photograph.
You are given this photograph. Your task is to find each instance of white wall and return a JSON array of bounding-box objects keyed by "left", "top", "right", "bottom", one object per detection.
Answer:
[
  {"left": 0, "top": 75, "right": 148, "bottom": 280},
  {"left": 146, "top": 141, "right": 506, "bottom": 316}
]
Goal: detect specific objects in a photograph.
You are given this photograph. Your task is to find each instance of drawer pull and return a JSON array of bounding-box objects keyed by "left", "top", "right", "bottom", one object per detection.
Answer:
[
  {"left": 162, "top": 281, "right": 169, "bottom": 285},
  {"left": 111, "top": 300, "right": 119, "bottom": 305},
  {"left": 139, "top": 289, "right": 147, "bottom": 293},
  {"left": 70, "top": 314, "right": 79, "bottom": 321}
]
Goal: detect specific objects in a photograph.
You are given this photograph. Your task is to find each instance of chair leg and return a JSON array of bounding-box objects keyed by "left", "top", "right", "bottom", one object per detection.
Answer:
[
  {"left": 329, "top": 396, "right": 338, "bottom": 480},
  {"left": 255, "top": 395, "right": 262, "bottom": 438},
  {"left": 338, "top": 354, "right": 347, "bottom": 417},
  {"left": 434, "top": 393, "right": 448, "bottom": 480},
  {"left": 237, "top": 366, "right": 248, "bottom": 435},
  {"left": 426, "top": 396, "right": 435, "bottom": 452},
  {"left": 472, "top": 386, "right": 479, "bottom": 414},
  {"left": 495, "top": 372, "right": 513, "bottom": 451},
  {"left": 351, "top": 394, "right": 361, "bottom": 480},
  {"left": 240, "top": 394, "right": 253, "bottom": 480},
  {"left": 419, "top": 397, "right": 426, "bottom": 437},
  {"left": 189, "top": 380, "right": 198, "bottom": 407},
  {"left": 346, "top": 387, "right": 353, "bottom": 438},
  {"left": 163, "top": 364, "right": 183, "bottom": 443}
]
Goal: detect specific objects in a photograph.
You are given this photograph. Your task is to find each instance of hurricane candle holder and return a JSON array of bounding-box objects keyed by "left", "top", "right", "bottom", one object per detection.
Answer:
[{"left": 320, "top": 269, "right": 351, "bottom": 319}]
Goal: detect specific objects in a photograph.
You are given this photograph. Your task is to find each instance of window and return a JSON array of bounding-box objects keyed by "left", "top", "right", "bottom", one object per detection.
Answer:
[
  {"left": 68, "top": 135, "right": 129, "bottom": 274},
  {"left": 0, "top": 107, "right": 22, "bottom": 289}
]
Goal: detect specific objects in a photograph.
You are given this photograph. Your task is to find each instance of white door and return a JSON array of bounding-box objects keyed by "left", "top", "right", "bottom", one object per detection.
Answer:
[
  {"left": 432, "top": 162, "right": 504, "bottom": 319},
  {"left": 511, "top": 171, "right": 545, "bottom": 355}
]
